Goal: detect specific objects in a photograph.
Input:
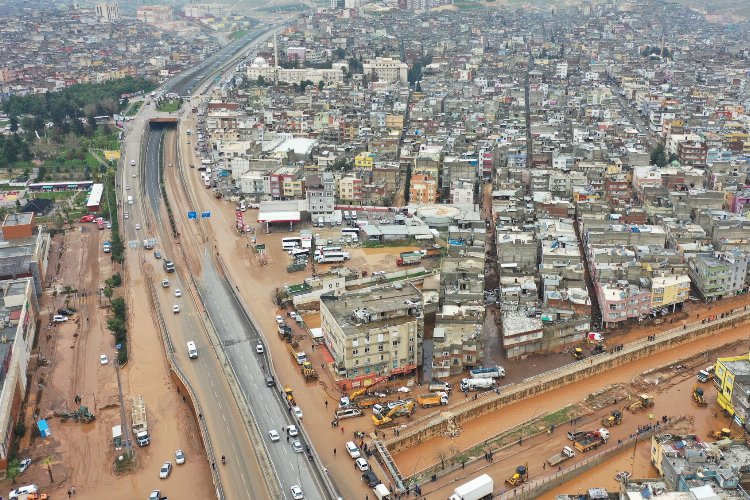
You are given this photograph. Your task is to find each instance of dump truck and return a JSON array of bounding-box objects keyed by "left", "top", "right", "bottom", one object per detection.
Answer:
[
  {"left": 460, "top": 378, "right": 494, "bottom": 392},
  {"left": 470, "top": 365, "right": 505, "bottom": 379},
  {"left": 353, "top": 396, "right": 382, "bottom": 408},
  {"left": 131, "top": 396, "right": 150, "bottom": 446},
  {"left": 301, "top": 361, "right": 318, "bottom": 380},
  {"left": 547, "top": 446, "right": 576, "bottom": 467},
  {"left": 627, "top": 394, "right": 654, "bottom": 413},
  {"left": 574, "top": 428, "right": 610, "bottom": 452},
  {"left": 693, "top": 384, "right": 708, "bottom": 407},
  {"left": 416, "top": 392, "right": 449, "bottom": 408},
  {"left": 505, "top": 464, "right": 529, "bottom": 488},
  {"left": 420, "top": 246, "right": 442, "bottom": 259},
  {"left": 396, "top": 251, "right": 422, "bottom": 266},
  {"left": 287, "top": 343, "right": 307, "bottom": 365},
  {"left": 602, "top": 410, "right": 623, "bottom": 427},
  {"left": 449, "top": 474, "right": 493, "bottom": 500},
  {"left": 429, "top": 380, "right": 453, "bottom": 393}
]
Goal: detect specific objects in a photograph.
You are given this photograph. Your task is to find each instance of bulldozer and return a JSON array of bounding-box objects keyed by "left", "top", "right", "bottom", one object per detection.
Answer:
[
  {"left": 626, "top": 394, "right": 654, "bottom": 413},
  {"left": 505, "top": 463, "right": 529, "bottom": 487},
  {"left": 284, "top": 386, "right": 295, "bottom": 406},
  {"left": 573, "top": 347, "right": 584, "bottom": 360},
  {"left": 708, "top": 428, "right": 731, "bottom": 440},
  {"left": 54, "top": 405, "right": 95, "bottom": 423},
  {"left": 301, "top": 361, "right": 318, "bottom": 381},
  {"left": 372, "top": 401, "right": 415, "bottom": 427},
  {"left": 692, "top": 384, "right": 708, "bottom": 407},
  {"left": 602, "top": 410, "right": 623, "bottom": 427}
]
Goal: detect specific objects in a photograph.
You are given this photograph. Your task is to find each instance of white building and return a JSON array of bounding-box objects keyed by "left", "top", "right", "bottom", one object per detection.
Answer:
[
  {"left": 362, "top": 57, "right": 408, "bottom": 83},
  {"left": 95, "top": 2, "right": 120, "bottom": 22}
]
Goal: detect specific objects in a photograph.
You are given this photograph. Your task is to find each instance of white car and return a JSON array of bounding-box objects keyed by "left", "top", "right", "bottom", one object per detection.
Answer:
[
  {"left": 135, "top": 224, "right": 141, "bottom": 230},
  {"left": 256, "top": 343, "right": 264, "bottom": 354},
  {"left": 106, "top": 222, "right": 112, "bottom": 229},
  {"left": 175, "top": 450, "right": 185, "bottom": 465},
  {"left": 173, "top": 305, "right": 180, "bottom": 314},
  {"left": 148, "top": 491, "right": 160, "bottom": 500},
  {"left": 292, "top": 406, "right": 303, "bottom": 419},
  {"left": 287, "top": 425, "right": 299, "bottom": 437},
  {"left": 345, "top": 441, "right": 361, "bottom": 459},
  {"left": 132, "top": 172, "right": 137, "bottom": 178},
  {"left": 355, "top": 457, "right": 369, "bottom": 471},
  {"left": 159, "top": 462, "right": 172, "bottom": 479},
  {"left": 100, "top": 354, "right": 109, "bottom": 365},
  {"left": 126, "top": 185, "right": 130, "bottom": 190},
  {"left": 18, "top": 458, "right": 31, "bottom": 474},
  {"left": 52, "top": 315, "right": 68, "bottom": 323},
  {"left": 291, "top": 440, "right": 303, "bottom": 453},
  {"left": 124, "top": 212, "right": 129, "bottom": 219},
  {"left": 268, "top": 429, "right": 280, "bottom": 442},
  {"left": 289, "top": 311, "right": 297, "bottom": 320},
  {"left": 275, "top": 315, "right": 284, "bottom": 325},
  {"left": 162, "top": 279, "right": 170, "bottom": 288},
  {"left": 291, "top": 485, "right": 304, "bottom": 500},
  {"left": 174, "top": 289, "right": 182, "bottom": 297}
]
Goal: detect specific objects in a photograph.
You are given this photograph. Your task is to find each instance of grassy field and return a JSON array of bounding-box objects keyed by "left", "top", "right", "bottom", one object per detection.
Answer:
[
  {"left": 156, "top": 99, "right": 181, "bottom": 113},
  {"left": 230, "top": 29, "right": 249, "bottom": 40},
  {"left": 125, "top": 101, "right": 143, "bottom": 116}
]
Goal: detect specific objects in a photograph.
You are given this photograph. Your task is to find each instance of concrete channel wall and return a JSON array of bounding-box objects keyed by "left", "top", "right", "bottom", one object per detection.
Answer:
[{"left": 373, "top": 307, "right": 750, "bottom": 491}]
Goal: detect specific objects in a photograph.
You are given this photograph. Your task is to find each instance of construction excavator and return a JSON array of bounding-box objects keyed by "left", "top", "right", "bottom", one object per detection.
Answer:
[
  {"left": 692, "top": 384, "right": 708, "bottom": 407},
  {"left": 505, "top": 463, "right": 529, "bottom": 487},
  {"left": 54, "top": 405, "right": 95, "bottom": 423},
  {"left": 626, "top": 394, "right": 654, "bottom": 413},
  {"left": 284, "top": 386, "right": 295, "bottom": 406},
  {"left": 340, "top": 376, "right": 387, "bottom": 408},
  {"left": 708, "top": 428, "right": 731, "bottom": 440},
  {"left": 301, "top": 361, "right": 318, "bottom": 380},
  {"left": 372, "top": 401, "right": 415, "bottom": 427}
]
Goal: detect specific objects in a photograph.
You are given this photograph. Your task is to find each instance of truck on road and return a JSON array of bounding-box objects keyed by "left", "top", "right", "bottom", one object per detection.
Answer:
[
  {"left": 428, "top": 380, "right": 453, "bottom": 393},
  {"left": 460, "top": 378, "right": 495, "bottom": 392},
  {"left": 420, "top": 245, "right": 442, "bottom": 258},
  {"left": 546, "top": 446, "right": 576, "bottom": 466},
  {"left": 396, "top": 251, "right": 423, "bottom": 266},
  {"left": 416, "top": 392, "right": 449, "bottom": 408},
  {"left": 574, "top": 428, "right": 610, "bottom": 452},
  {"left": 449, "top": 473, "right": 493, "bottom": 500},
  {"left": 287, "top": 343, "right": 306, "bottom": 365},
  {"left": 373, "top": 484, "right": 391, "bottom": 500},
  {"left": 131, "top": 396, "right": 150, "bottom": 446},
  {"left": 470, "top": 365, "right": 505, "bottom": 379}
]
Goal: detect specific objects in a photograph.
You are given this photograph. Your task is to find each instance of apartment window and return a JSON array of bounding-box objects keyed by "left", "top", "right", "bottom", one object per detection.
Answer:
[
  {"left": 409, "top": 346, "right": 414, "bottom": 352},
  {"left": 392, "top": 341, "right": 399, "bottom": 347},
  {"left": 380, "top": 355, "right": 385, "bottom": 361},
  {"left": 466, "top": 355, "right": 473, "bottom": 361},
  {"left": 352, "top": 349, "right": 358, "bottom": 355},
  {"left": 378, "top": 345, "right": 384, "bottom": 352},
  {"left": 609, "top": 304, "right": 617, "bottom": 310},
  {"left": 364, "top": 347, "right": 370, "bottom": 354}
]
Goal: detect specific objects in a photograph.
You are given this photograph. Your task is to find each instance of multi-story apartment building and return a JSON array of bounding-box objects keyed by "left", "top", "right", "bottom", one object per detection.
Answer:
[
  {"left": 714, "top": 353, "right": 750, "bottom": 427},
  {"left": 338, "top": 174, "right": 363, "bottom": 204},
  {"left": 677, "top": 141, "right": 708, "bottom": 166},
  {"left": 688, "top": 251, "right": 750, "bottom": 300},
  {"left": 319, "top": 283, "right": 423, "bottom": 379},
  {"left": 649, "top": 275, "right": 690, "bottom": 312},
  {"left": 409, "top": 174, "right": 438, "bottom": 204},
  {"left": 136, "top": 5, "right": 173, "bottom": 24},
  {"left": 306, "top": 172, "right": 336, "bottom": 223},
  {"left": 597, "top": 280, "right": 652, "bottom": 328},
  {"left": 450, "top": 180, "right": 474, "bottom": 205}
]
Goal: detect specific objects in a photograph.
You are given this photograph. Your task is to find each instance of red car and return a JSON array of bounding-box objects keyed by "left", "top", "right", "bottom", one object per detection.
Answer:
[{"left": 79, "top": 215, "right": 95, "bottom": 223}]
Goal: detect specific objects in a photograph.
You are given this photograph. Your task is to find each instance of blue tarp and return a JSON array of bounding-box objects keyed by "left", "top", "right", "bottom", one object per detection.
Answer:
[{"left": 37, "top": 419, "right": 51, "bottom": 438}]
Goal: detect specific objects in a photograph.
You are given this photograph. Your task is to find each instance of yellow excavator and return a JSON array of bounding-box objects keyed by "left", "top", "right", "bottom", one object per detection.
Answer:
[
  {"left": 505, "top": 463, "right": 529, "bottom": 487},
  {"left": 372, "top": 401, "right": 416, "bottom": 427},
  {"left": 340, "top": 376, "right": 387, "bottom": 408},
  {"left": 284, "top": 386, "right": 295, "bottom": 406}
]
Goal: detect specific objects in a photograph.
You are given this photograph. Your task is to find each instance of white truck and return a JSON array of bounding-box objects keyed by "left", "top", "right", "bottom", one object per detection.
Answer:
[
  {"left": 470, "top": 365, "right": 505, "bottom": 379},
  {"left": 373, "top": 483, "right": 391, "bottom": 500},
  {"left": 460, "top": 378, "right": 495, "bottom": 392},
  {"left": 547, "top": 446, "right": 576, "bottom": 466},
  {"left": 449, "top": 474, "right": 494, "bottom": 500},
  {"left": 429, "top": 380, "right": 453, "bottom": 393},
  {"left": 131, "top": 395, "right": 150, "bottom": 446}
]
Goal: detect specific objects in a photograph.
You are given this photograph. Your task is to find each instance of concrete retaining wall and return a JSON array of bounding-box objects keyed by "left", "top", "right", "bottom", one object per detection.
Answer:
[{"left": 384, "top": 309, "right": 750, "bottom": 455}]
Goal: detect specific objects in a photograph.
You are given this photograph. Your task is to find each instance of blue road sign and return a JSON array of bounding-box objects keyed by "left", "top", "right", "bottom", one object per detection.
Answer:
[
  {"left": 188, "top": 211, "right": 197, "bottom": 219},
  {"left": 201, "top": 211, "right": 211, "bottom": 218}
]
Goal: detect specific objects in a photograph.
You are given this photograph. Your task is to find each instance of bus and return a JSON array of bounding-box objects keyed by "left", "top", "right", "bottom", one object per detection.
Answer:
[
  {"left": 282, "top": 237, "right": 302, "bottom": 250},
  {"left": 316, "top": 251, "right": 350, "bottom": 263},
  {"left": 341, "top": 228, "right": 359, "bottom": 236}
]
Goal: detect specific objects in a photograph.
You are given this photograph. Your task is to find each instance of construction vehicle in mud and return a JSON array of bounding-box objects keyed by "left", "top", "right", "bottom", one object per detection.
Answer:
[
  {"left": 287, "top": 342, "right": 306, "bottom": 365},
  {"left": 339, "top": 377, "right": 387, "bottom": 408},
  {"left": 692, "top": 384, "right": 708, "bottom": 407},
  {"left": 416, "top": 392, "right": 449, "bottom": 408},
  {"left": 626, "top": 394, "right": 654, "bottom": 413},
  {"left": 592, "top": 343, "right": 606, "bottom": 355},
  {"left": 708, "top": 428, "right": 731, "bottom": 440},
  {"left": 301, "top": 361, "right": 318, "bottom": 380},
  {"left": 372, "top": 401, "right": 415, "bottom": 427},
  {"left": 574, "top": 428, "right": 610, "bottom": 452},
  {"left": 547, "top": 446, "right": 576, "bottom": 467},
  {"left": 602, "top": 410, "right": 623, "bottom": 427},
  {"left": 504, "top": 464, "right": 528, "bottom": 487},
  {"left": 130, "top": 395, "right": 149, "bottom": 446},
  {"left": 284, "top": 386, "right": 295, "bottom": 406},
  {"left": 54, "top": 405, "right": 96, "bottom": 423},
  {"left": 573, "top": 348, "right": 584, "bottom": 360}
]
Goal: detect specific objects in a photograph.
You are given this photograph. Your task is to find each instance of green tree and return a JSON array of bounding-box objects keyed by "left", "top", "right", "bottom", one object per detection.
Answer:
[
  {"left": 9, "top": 115, "right": 18, "bottom": 133},
  {"left": 103, "top": 285, "right": 113, "bottom": 302},
  {"left": 42, "top": 455, "right": 55, "bottom": 483},
  {"left": 111, "top": 296, "right": 127, "bottom": 318},
  {"left": 6, "top": 458, "right": 21, "bottom": 484},
  {"left": 404, "top": 164, "right": 412, "bottom": 203},
  {"left": 52, "top": 212, "right": 64, "bottom": 231},
  {"left": 650, "top": 143, "right": 668, "bottom": 168},
  {"left": 318, "top": 81, "right": 325, "bottom": 91}
]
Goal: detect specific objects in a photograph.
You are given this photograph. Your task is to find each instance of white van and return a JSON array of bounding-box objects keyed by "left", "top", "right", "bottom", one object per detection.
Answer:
[
  {"left": 187, "top": 341, "right": 198, "bottom": 359},
  {"left": 343, "top": 210, "right": 350, "bottom": 220}
]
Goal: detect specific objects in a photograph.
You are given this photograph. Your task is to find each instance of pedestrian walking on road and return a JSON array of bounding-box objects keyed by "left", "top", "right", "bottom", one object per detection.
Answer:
[
  {"left": 325, "top": 400, "right": 328, "bottom": 408},
  {"left": 334, "top": 448, "right": 337, "bottom": 456},
  {"left": 341, "top": 426, "right": 345, "bottom": 433},
  {"left": 543, "top": 462, "right": 546, "bottom": 470},
  {"left": 68, "top": 490, "right": 72, "bottom": 499},
  {"left": 287, "top": 435, "right": 290, "bottom": 442}
]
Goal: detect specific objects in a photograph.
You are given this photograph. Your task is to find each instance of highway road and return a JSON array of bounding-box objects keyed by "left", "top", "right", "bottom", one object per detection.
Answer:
[{"left": 130, "top": 23, "right": 330, "bottom": 500}]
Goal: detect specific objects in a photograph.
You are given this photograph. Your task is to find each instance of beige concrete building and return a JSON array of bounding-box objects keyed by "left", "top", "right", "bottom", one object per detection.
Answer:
[
  {"left": 136, "top": 5, "right": 173, "bottom": 24},
  {"left": 363, "top": 57, "right": 408, "bottom": 83},
  {"left": 320, "top": 283, "right": 423, "bottom": 378}
]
